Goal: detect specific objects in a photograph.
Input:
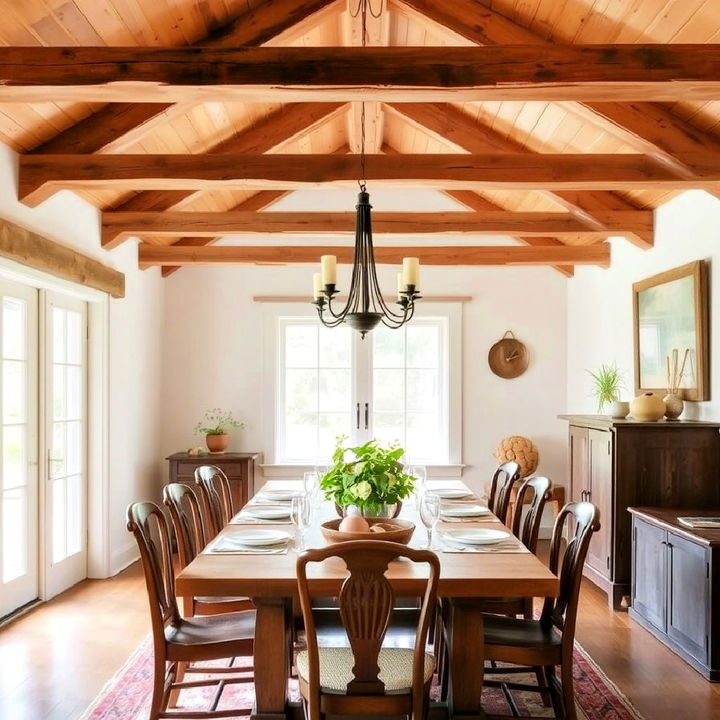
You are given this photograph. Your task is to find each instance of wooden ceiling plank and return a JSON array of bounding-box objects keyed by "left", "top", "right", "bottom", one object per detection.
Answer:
[
  {"left": 20, "top": 152, "right": 710, "bottom": 206},
  {"left": 3, "top": 45, "right": 720, "bottom": 103},
  {"left": 387, "top": 102, "right": 654, "bottom": 248},
  {"left": 394, "top": 0, "right": 720, "bottom": 181},
  {"left": 139, "top": 242, "right": 610, "bottom": 268},
  {"left": 29, "top": 0, "right": 341, "bottom": 154}
]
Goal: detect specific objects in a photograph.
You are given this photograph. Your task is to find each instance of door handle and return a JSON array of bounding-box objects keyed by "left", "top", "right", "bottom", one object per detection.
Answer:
[
  {"left": 364, "top": 402, "right": 369, "bottom": 430},
  {"left": 356, "top": 403, "right": 360, "bottom": 430}
]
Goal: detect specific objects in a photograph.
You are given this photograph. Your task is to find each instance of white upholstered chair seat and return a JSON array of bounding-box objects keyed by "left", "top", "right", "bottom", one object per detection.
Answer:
[{"left": 296, "top": 647, "right": 435, "bottom": 693}]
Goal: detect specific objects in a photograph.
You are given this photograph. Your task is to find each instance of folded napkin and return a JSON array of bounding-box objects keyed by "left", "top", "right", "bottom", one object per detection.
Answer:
[
  {"left": 230, "top": 512, "right": 293, "bottom": 525},
  {"left": 439, "top": 538, "right": 529, "bottom": 554},
  {"left": 205, "top": 536, "right": 289, "bottom": 555}
]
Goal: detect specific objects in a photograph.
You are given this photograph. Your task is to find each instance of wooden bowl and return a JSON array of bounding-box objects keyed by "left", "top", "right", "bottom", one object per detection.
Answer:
[{"left": 320, "top": 518, "right": 415, "bottom": 545}]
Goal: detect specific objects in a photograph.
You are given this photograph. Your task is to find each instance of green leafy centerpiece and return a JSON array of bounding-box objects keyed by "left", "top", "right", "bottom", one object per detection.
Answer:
[{"left": 320, "top": 438, "right": 415, "bottom": 517}]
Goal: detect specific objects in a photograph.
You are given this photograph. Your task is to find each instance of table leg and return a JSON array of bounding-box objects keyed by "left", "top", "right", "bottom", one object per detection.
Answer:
[
  {"left": 446, "top": 599, "right": 486, "bottom": 720},
  {"left": 251, "top": 597, "right": 291, "bottom": 720}
]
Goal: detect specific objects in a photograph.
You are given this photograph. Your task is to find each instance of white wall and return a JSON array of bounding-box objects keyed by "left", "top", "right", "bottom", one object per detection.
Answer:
[
  {"left": 0, "top": 143, "right": 166, "bottom": 576},
  {"left": 567, "top": 190, "right": 720, "bottom": 420},
  {"left": 160, "top": 262, "right": 569, "bottom": 498}
]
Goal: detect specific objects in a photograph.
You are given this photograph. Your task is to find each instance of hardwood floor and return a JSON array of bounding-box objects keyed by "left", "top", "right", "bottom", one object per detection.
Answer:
[{"left": 1, "top": 562, "right": 719, "bottom": 720}]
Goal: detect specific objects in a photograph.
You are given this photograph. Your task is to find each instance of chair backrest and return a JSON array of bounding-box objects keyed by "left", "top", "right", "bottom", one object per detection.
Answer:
[
  {"left": 540, "top": 501, "right": 600, "bottom": 649},
  {"left": 163, "top": 482, "right": 209, "bottom": 568},
  {"left": 194, "top": 465, "right": 234, "bottom": 535},
  {"left": 511, "top": 475, "right": 553, "bottom": 554},
  {"left": 297, "top": 540, "right": 439, "bottom": 702},
  {"left": 488, "top": 461, "right": 521, "bottom": 523},
  {"left": 126, "top": 501, "right": 180, "bottom": 639}
]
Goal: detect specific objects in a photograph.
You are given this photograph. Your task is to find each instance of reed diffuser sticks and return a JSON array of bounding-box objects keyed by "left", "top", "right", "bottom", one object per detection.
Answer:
[{"left": 666, "top": 348, "right": 689, "bottom": 395}]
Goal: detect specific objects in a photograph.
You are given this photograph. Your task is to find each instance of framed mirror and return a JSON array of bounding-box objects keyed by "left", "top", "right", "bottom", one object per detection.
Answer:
[{"left": 633, "top": 260, "right": 708, "bottom": 401}]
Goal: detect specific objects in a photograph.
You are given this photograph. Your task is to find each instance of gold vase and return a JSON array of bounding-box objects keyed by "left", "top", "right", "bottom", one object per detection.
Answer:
[{"left": 629, "top": 392, "right": 666, "bottom": 422}]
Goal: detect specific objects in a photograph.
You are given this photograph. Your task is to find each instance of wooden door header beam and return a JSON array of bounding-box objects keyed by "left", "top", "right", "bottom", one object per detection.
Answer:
[
  {"left": 101, "top": 210, "right": 652, "bottom": 246},
  {"left": 1, "top": 46, "right": 720, "bottom": 102},
  {"left": 138, "top": 243, "right": 610, "bottom": 269},
  {"left": 20, "top": 153, "right": 720, "bottom": 206}
]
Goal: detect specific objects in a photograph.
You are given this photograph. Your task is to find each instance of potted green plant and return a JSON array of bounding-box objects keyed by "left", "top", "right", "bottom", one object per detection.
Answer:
[
  {"left": 194, "top": 408, "right": 244, "bottom": 454},
  {"left": 320, "top": 438, "right": 415, "bottom": 517},
  {"left": 587, "top": 363, "right": 626, "bottom": 417}
]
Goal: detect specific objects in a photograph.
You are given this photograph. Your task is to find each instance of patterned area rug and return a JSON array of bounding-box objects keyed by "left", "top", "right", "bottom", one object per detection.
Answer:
[{"left": 81, "top": 639, "right": 643, "bottom": 719}]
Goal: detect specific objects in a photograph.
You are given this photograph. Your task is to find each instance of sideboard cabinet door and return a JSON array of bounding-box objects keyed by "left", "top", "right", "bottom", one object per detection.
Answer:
[
  {"left": 667, "top": 532, "right": 710, "bottom": 665},
  {"left": 632, "top": 518, "right": 667, "bottom": 633},
  {"left": 587, "top": 429, "right": 613, "bottom": 578}
]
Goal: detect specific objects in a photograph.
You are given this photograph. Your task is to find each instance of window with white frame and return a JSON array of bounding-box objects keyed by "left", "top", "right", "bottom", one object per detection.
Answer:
[{"left": 270, "top": 304, "right": 460, "bottom": 465}]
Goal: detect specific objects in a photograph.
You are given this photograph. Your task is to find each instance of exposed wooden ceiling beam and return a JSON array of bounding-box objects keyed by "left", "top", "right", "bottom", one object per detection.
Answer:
[
  {"left": 139, "top": 243, "right": 610, "bottom": 268},
  {"left": 29, "top": 0, "right": 341, "bottom": 154},
  {"left": 102, "top": 209, "right": 651, "bottom": 245},
  {"left": 2, "top": 46, "right": 720, "bottom": 103},
  {"left": 387, "top": 102, "right": 654, "bottom": 248},
  {"left": 393, "top": 0, "right": 720, "bottom": 180},
  {"left": 21, "top": 153, "right": 718, "bottom": 206}
]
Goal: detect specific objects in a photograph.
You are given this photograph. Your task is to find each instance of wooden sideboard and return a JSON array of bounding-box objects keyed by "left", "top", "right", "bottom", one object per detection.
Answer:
[
  {"left": 559, "top": 415, "right": 720, "bottom": 608},
  {"left": 166, "top": 452, "right": 260, "bottom": 511},
  {"left": 629, "top": 507, "right": 720, "bottom": 680}
]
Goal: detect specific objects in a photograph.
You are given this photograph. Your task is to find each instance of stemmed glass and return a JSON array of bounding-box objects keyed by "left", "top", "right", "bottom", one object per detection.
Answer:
[
  {"left": 304, "top": 471, "right": 321, "bottom": 507},
  {"left": 419, "top": 492, "right": 440, "bottom": 550},
  {"left": 411, "top": 465, "right": 427, "bottom": 511},
  {"left": 291, "top": 494, "right": 312, "bottom": 551}
]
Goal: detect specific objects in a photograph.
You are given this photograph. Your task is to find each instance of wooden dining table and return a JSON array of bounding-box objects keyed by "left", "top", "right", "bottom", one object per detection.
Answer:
[{"left": 175, "top": 480, "right": 559, "bottom": 720}]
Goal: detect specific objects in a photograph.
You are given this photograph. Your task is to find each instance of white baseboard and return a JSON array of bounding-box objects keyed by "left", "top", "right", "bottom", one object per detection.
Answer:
[{"left": 109, "top": 541, "right": 139, "bottom": 576}]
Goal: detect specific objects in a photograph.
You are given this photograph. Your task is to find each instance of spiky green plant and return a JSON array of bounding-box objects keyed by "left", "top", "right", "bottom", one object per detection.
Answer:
[{"left": 587, "top": 363, "right": 624, "bottom": 413}]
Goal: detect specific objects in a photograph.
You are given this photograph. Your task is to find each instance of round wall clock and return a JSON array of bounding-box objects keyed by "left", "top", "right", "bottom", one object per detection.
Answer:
[{"left": 488, "top": 331, "right": 529, "bottom": 379}]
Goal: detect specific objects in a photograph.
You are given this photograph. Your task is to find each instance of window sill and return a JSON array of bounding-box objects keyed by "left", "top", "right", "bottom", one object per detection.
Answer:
[{"left": 260, "top": 463, "right": 466, "bottom": 478}]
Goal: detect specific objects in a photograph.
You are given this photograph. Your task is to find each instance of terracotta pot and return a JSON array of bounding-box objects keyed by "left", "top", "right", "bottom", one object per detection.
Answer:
[
  {"left": 629, "top": 392, "right": 666, "bottom": 422},
  {"left": 206, "top": 433, "right": 229, "bottom": 453},
  {"left": 663, "top": 393, "right": 684, "bottom": 420}
]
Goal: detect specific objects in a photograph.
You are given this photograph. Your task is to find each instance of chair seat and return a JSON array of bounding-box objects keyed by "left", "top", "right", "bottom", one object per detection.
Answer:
[
  {"left": 296, "top": 647, "right": 435, "bottom": 693},
  {"left": 166, "top": 610, "right": 256, "bottom": 648},
  {"left": 483, "top": 613, "right": 561, "bottom": 649},
  {"left": 195, "top": 595, "right": 250, "bottom": 605}
]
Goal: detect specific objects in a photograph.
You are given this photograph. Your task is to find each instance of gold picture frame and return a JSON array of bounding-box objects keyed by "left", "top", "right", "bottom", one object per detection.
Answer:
[{"left": 633, "top": 260, "right": 709, "bottom": 401}]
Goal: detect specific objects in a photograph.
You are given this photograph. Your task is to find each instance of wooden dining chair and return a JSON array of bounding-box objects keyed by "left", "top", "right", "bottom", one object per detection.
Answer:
[
  {"left": 481, "top": 501, "right": 601, "bottom": 720},
  {"left": 487, "top": 461, "right": 521, "bottom": 525},
  {"left": 163, "top": 483, "right": 254, "bottom": 617},
  {"left": 195, "top": 464, "right": 234, "bottom": 536},
  {"left": 295, "top": 540, "right": 440, "bottom": 720},
  {"left": 127, "top": 501, "right": 255, "bottom": 719}
]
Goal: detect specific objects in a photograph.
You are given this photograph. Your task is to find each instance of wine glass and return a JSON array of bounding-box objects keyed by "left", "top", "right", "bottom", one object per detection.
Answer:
[
  {"left": 411, "top": 465, "right": 427, "bottom": 511},
  {"left": 291, "top": 495, "right": 311, "bottom": 551},
  {"left": 304, "top": 471, "right": 321, "bottom": 507},
  {"left": 419, "top": 492, "right": 440, "bottom": 549}
]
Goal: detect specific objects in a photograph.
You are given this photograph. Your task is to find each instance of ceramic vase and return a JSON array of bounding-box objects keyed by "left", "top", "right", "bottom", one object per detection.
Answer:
[
  {"left": 663, "top": 393, "right": 684, "bottom": 420},
  {"left": 206, "top": 433, "right": 229, "bottom": 453},
  {"left": 629, "top": 392, "right": 666, "bottom": 422},
  {"left": 608, "top": 400, "right": 630, "bottom": 419}
]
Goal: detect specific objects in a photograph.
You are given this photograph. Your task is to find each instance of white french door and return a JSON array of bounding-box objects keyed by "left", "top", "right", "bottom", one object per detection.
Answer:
[
  {"left": 43, "top": 292, "right": 87, "bottom": 599},
  {"left": 0, "top": 279, "right": 39, "bottom": 618}
]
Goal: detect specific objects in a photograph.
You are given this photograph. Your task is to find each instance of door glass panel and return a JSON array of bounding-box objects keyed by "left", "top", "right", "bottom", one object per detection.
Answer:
[
  {"left": 3, "top": 425, "right": 24, "bottom": 489},
  {"left": 2, "top": 487, "right": 24, "bottom": 582},
  {"left": 3, "top": 360, "right": 25, "bottom": 423}
]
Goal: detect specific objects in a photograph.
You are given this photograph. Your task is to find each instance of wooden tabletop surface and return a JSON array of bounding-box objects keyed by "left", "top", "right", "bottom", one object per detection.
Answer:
[{"left": 176, "top": 479, "right": 559, "bottom": 600}]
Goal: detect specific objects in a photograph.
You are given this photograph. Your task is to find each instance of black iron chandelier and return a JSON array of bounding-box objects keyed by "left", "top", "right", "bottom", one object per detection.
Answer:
[{"left": 311, "top": 0, "right": 420, "bottom": 339}]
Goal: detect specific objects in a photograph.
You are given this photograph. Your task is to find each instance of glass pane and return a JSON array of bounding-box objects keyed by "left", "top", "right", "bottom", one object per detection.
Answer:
[
  {"left": 51, "top": 423, "right": 66, "bottom": 479},
  {"left": 2, "top": 487, "right": 25, "bottom": 582},
  {"left": 319, "top": 326, "right": 351, "bottom": 368},
  {"left": 66, "top": 475, "right": 82, "bottom": 556},
  {"left": 406, "top": 413, "right": 440, "bottom": 459},
  {"left": 66, "top": 421, "right": 82, "bottom": 476},
  {"left": 65, "top": 311, "right": 82, "bottom": 365},
  {"left": 285, "top": 325, "right": 317, "bottom": 369},
  {"left": 66, "top": 366, "right": 82, "bottom": 420},
  {"left": 407, "top": 325, "right": 440, "bottom": 368},
  {"left": 284, "top": 412, "right": 318, "bottom": 460},
  {"left": 373, "top": 369, "right": 404, "bottom": 411},
  {"left": 373, "top": 411, "right": 405, "bottom": 447},
  {"left": 53, "top": 365, "right": 66, "bottom": 421},
  {"left": 285, "top": 369, "right": 317, "bottom": 412},
  {"left": 3, "top": 360, "right": 25, "bottom": 424},
  {"left": 3, "top": 425, "right": 24, "bottom": 490},
  {"left": 3, "top": 298, "right": 25, "bottom": 360},
  {"left": 373, "top": 327, "right": 404, "bottom": 368},
  {"left": 52, "top": 307, "right": 65, "bottom": 364},
  {"left": 319, "top": 369, "right": 351, "bottom": 412},
  {"left": 407, "top": 370, "right": 438, "bottom": 412},
  {"left": 51, "top": 478, "right": 66, "bottom": 563},
  {"left": 319, "top": 413, "right": 351, "bottom": 458}
]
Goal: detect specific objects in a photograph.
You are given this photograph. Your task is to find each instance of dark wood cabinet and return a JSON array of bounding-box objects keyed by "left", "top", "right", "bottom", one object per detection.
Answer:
[
  {"left": 560, "top": 415, "right": 720, "bottom": 608},
  {"left": 166, "top": 452, "right": 260, "bottom": 511},
  {"left": 629, "top": 508, "right": 719, "bottom": 680}
]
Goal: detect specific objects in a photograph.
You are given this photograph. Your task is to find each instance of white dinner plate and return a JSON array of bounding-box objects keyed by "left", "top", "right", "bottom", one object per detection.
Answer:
[
  {"left": 432, "top": 488, "right": 472, "bottom": 499},
  {"left": 441, "top": 504, "right": 489, "bottom": 518},
  {"left": 216, "top": 530, "right": 291, "bottom": 549},
  {"left": 243, "top": 504, "right": 291, "bottom": 520},
  {"left": 442, "top": 528, "right": 510, "bottom": 546},
  {"left": 257, "top": 489, "right": 301, "bottom": 502}
]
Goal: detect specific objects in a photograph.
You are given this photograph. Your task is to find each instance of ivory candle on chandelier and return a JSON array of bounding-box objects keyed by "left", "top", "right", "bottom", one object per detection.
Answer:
[
  {"left": 402, "top": 257, "right": 419, "bottom": 288},
  {"left": 397, "top": 272, "right": 405, "bottom": 300},
  {"left": 313, "top": 272, "right": 323, "bottom": 299},
  {"left": 321, "top": 255, "right": 337, "bottom": 286}
]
